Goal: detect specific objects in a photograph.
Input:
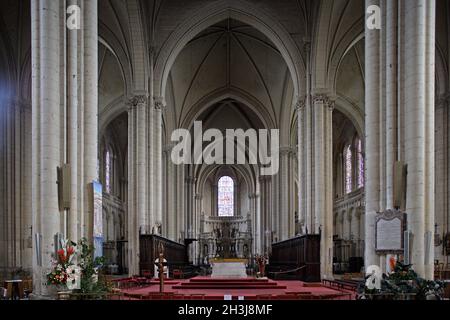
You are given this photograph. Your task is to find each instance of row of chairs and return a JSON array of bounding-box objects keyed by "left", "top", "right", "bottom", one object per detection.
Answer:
[{"left": 141, "top": 269, "right": 185, "bottom": 279}]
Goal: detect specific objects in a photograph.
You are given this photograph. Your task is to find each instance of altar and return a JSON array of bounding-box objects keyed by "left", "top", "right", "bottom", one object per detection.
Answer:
[
  {"left": 198, "top": 214, "right": 253, "bottom": 264},
  {"left": 211, "top": 259, "right": 247, "bottom": 278}
]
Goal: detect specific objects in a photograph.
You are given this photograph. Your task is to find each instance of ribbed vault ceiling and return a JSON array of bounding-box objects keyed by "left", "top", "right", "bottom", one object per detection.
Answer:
[{"left": 166, "top": 18, "right": 294, "bottom": 129}]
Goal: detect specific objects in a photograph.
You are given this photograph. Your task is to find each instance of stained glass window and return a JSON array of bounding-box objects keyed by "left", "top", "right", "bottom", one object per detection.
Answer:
[
  {"left": 218, "top": 176, "right": 234, "bottom": 216},
  {"left": 357, "top": 138, "right": 364, "bottom": 188},
  {"left": 344, "top": 144, "right": 352, "bottom": 194},
  {"left": 105, "top": 149, "right": 112, "bottom": 194}
]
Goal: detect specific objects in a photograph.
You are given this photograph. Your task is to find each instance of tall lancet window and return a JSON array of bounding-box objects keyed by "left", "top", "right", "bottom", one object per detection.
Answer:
[
  {"left": 105, "top": 148, "right": 113, "bottom": 194},
  {"left": 218, "top": 176, "right": 234, "bottom": 216},
  {"left": 344, "top": 144, "right": 352, "bottom": 194},
  {"left": 356, "top": 138, "right": 364, "bottom": 188}
]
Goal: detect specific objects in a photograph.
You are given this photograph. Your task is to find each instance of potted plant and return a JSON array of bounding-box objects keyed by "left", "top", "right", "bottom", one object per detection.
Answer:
[
  {"left": 72, "top": 238, "right": 109, "bottom": 299},
  {"left": 357, "top": 261, "right": 444, "bottom": 300}
]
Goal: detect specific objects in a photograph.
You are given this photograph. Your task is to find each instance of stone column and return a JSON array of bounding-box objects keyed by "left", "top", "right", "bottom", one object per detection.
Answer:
[
  {"left": 279, "top": 146, "right": 295, "bottom": 241},
  {"left": 296, "top": 99, "right": 306, "bottom": 234},
  {"left": 83, "top": 0, "right": 99, "bottom": 241},
  {"left": 258, "top": 176, "right": 270, "bottom": 253},
  {"left": 302, "top": 41, "right": 314, "bottom": 236},
  {"left": 270, "top": 165, "right": 279, "bottom": 242},
  {"left": 364, "top": 0, "right": 436, "bottom": 279},
  {"left": 60, "top": 0, "right": 99, "bottom": 248},
  {"left": 289, "top": 149, "right": 297, "bottom": 237},
  {"left": 404, "top": 0, "right": 435, "bottom": 279},
  {"left": 385, "top": 0, "right": 398, "bottom": 209},
  {"left": 127, "top": 95, "right": 148, "bottom": 276},
  {"left": 312, "top": 95, "right": 334, "bottom": 278},
  {"left": 185, "top": 175, "right": 196, "bottom": 262},
  {"left": 364, "top": 0, "right": 382, "bottom": 269},
  {"left": 164, "top": 143, "right": 177, "bottom": 241},
  {"left": 248, "top": 193, "right": 257, "bottom": 255},
  {"left": 185, "top": 176, "right": 195, "bottom": 236},
  {"left": 176, "top": 165, "right": 185, "bottom": 242},
  {"left": 127, "top": 101, "right": 136, "bottom": 275},
  {"left": 255, "top": 191, "right": 261, "bottom": 254},
  {"left": 0, "top": 98, "right": 33, "bottom": 275},
  {"left": 194, "top": 193, "right": 202, "bottom": 264},
  {"left": 152, "top": 97, "right": 165, "bottom": 233},
  {"left": 67, "top": 0, "right": 79, "bottom": 242},
  {"left": 32, "top": 0, "right": 63, "bottom": 296}
]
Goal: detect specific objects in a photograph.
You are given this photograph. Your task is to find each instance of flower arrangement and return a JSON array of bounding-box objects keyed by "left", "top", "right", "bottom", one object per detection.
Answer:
[
  {"left": 46, "top": 238, "right": 108, "bottom": 296},
  {"left": 47, "top": 240, "right": 77, "bottom": 286},
  {"left": 255, "top": 254, "right": 268, "bottom": 278}
]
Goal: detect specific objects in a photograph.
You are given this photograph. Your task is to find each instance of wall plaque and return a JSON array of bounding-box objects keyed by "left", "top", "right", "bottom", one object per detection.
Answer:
[{"left": 375, "top": 209, "right": 406, "bottom": 254}]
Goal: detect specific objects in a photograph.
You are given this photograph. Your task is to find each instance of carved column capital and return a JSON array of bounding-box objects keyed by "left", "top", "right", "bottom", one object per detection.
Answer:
[
  {"left": 294, "top": 96, "right": 306, "bottom": 111},
  {"left": 312, "top": 94, "right": 335, "bottom": 111},
  {"left": 127, "top": 95, "right": 148, "bottom": 110},
  {"left": 153, "top": 96, "right": 166, "bottom": 110}
]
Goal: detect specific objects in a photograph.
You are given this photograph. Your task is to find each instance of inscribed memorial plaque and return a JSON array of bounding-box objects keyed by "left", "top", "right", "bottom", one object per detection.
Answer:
[{"left": 375, "top": 209, "right": 406, "bottom": 254}]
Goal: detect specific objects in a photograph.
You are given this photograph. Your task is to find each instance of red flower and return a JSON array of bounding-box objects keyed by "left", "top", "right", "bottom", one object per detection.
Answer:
[
  {"left": 57, "top": 249, "right": 67, "bottom": 263},
  {"left": 66, "top": 246, "right": 75, "bottom": 257},
  {"left": 389, "top": 256, "right": 396, "bottom": 271}
]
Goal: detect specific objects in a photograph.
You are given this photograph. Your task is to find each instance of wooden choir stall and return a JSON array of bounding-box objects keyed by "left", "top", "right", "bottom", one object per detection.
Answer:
[
  {"left": 268, "top": 234, "right": 321, "bottom": 282},
  {"left": 139, "top": 235, "right": 189, "bottom": 278}
]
